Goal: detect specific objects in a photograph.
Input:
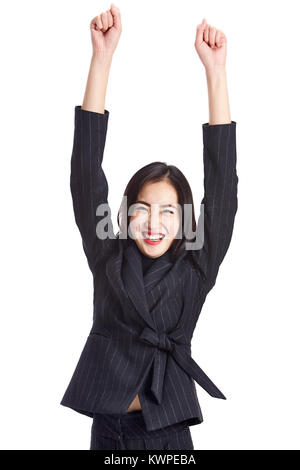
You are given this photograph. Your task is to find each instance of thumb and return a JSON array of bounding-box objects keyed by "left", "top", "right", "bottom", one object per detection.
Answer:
[{"left": 110, "top": 3, "right": 122, "bottom": 30}]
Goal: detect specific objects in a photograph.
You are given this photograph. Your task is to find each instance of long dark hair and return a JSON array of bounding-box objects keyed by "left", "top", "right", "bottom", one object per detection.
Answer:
[{"left": 116, "top": 161, "right": 197, "bottom": 261}]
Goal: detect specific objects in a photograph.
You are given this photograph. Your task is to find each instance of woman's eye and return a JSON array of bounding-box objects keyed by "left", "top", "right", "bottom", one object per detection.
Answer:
[
  {"left": 134, "top": 205, "right": 174, "bottom": 214},
  {"left": 162, "top": 209, "right": 174, "bottom": 214}
]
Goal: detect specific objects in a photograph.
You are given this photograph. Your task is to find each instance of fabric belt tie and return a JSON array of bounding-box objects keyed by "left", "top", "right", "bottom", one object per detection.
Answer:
[{"left": 139, "top": 325, "right": 226, "bottom": 405}]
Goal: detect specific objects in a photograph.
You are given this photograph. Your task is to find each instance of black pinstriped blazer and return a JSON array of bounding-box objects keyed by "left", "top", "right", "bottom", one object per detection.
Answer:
[{"left": 60, "top": 105, "right": 238, "bottom": 432}]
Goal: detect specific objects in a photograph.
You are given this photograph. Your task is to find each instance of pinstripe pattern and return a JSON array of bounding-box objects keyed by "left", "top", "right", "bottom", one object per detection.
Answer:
[
  {"left": 60, "top": 106, "right": 238, "bottom": 433},
  {"left": 192, "top": 120, "right": 238, "bottom": 292},
  {"left": 90, "top": 410, "right": 194, "bottom": 450}
]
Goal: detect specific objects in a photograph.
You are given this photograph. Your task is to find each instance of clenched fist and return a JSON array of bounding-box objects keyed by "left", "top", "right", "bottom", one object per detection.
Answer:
[
  {"left": 90, "top": 3, "right": 122, "bottom": 57},
  {"left": 194, "top": 18, "right": 227, "bottom": 71}
]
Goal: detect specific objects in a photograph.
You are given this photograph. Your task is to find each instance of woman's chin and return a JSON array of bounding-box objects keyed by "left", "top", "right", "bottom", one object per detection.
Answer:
[{"left": 138, "top": 239, "right": 169, "bottom": 257}]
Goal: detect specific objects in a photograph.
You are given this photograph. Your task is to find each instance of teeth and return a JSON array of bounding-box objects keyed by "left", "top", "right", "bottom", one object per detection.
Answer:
[{"left": 143, "top": 233, "right": 164, "bottom": 240}]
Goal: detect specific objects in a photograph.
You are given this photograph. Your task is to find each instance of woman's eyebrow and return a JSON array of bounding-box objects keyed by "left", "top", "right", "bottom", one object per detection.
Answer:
[{"left": 136, "top": 200, "right": 177, "bottom": 208}]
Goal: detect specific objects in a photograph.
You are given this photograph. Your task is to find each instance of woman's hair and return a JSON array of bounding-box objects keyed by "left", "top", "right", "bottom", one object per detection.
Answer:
[{"left": 116, "top": 161, "right": 197, "bottom": 260}]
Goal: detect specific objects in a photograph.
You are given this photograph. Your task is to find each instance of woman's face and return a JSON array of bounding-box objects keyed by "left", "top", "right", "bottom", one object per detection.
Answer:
[{"left": 129, "top": 180, "right": 181, "bottom": 258}]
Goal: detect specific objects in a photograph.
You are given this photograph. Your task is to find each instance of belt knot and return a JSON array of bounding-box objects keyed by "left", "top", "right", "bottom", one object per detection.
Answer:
[
  {"left": 138, "top": 324, "right": 226, "bottom": 405},
  {"left": 139, "top": 325, "right": 187, "bottom": 353},
  {"left": 157, "top": 332, "right": 174, "bottom": 352}
]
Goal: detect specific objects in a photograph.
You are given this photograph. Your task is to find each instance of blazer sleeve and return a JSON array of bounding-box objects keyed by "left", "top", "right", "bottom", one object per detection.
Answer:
[
  {"left": 70, "top": 105, "right": 115, "bottom": 273},
  {"left": 191, "top": 120, "right": 238, "bottom": 292}
]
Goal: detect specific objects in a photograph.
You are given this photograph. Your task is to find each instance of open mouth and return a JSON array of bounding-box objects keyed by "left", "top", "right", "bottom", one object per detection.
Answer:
[{"left": 142, "top": 232, "right": 166, "bottom": 241}]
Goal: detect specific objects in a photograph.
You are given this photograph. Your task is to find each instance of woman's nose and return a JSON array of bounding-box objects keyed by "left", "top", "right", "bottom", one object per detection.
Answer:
[{"left": 146, "top": 213, "right": 161, "bottom": 229}]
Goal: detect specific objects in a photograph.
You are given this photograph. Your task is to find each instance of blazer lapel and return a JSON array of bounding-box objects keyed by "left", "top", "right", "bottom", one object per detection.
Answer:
[
  {"left": 106, "top": 239, "right": 156, "bottom": 330},
  {"left": 106, "top": 238, "right": 188, "bottom": 329},
  {"left": 122, "top": 241, "right": 156, "bottom": 329},
  {"left": 143, "top": 255, "right": 173, "bottom": 295},
  {"left": 143, "top": 247, "right": 187, "bottom": 300}
]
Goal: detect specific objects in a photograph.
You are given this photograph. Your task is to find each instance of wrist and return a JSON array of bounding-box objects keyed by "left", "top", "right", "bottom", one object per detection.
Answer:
[
  {"left": 205, "top": 65, "right": 226, "bottom": 79},
  {"left": 92, "top": 51, "right": 113, "bottom": 67}
]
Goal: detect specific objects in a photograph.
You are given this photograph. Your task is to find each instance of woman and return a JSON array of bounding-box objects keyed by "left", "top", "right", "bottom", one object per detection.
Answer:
[{"left": 60, "top": 4, "right": 238, "bottom": 451}]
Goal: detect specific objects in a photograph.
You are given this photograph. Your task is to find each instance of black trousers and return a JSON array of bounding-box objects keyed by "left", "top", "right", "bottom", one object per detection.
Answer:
[{"left": 90, "top": 410, "right": 194, "bottom": 450}]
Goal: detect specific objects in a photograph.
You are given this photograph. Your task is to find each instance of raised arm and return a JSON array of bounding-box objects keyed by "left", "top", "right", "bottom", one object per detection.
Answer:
[
  {"left": 191, "top": 19, "right": 238, "bottom": 291},
  {"left": 70, "top": 5, "right": 122, "bottom": 273}
]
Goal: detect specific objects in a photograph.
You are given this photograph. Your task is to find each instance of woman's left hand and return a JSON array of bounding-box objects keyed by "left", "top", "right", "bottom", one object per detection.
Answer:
[{"left": 194, "top": 18, "right": 227, "bottom": 71}]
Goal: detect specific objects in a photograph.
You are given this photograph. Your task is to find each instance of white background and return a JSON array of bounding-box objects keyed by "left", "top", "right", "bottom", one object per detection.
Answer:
[{"left": 1, "top": 0, "right": 299, "bottom": 450}]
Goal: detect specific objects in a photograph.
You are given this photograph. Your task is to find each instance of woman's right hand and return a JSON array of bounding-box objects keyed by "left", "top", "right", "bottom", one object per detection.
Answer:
[{"left": 90, "top": 3, "right": 122, "bottom": 58}]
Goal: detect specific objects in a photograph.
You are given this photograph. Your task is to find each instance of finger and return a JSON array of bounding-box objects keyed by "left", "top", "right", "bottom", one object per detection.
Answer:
[
  {"left": 96, "top": 15, "right": 103, "bottom": 31},
  {"left": 101, "top": 11, "right": 108, "bottom": 31},
  {"left": 209, "top": 26, "right": 217, "bottom": 48},
  {"left": 110, "top": 3, "right": 122, "bottom": 30},
  {"left": 220, "top": 33, "right": 227, "bottom": 46},
  {"left": 90, "top": 15, "right": 102, "bottom": 31},
  {"left": 204, "top": 24, "right": 209, "bottom": 43},
  {"left": 215, "top": 30, "right": 222, "bottom": 47},
  {"left": 217, "top": 32, "right": 226, "bottom": 47},
  {"left": 107, "top": 10, "right": 114, "bottom": 28},
  {"left": 196, "top": 18, "right": 206, "bottom": 39}
]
